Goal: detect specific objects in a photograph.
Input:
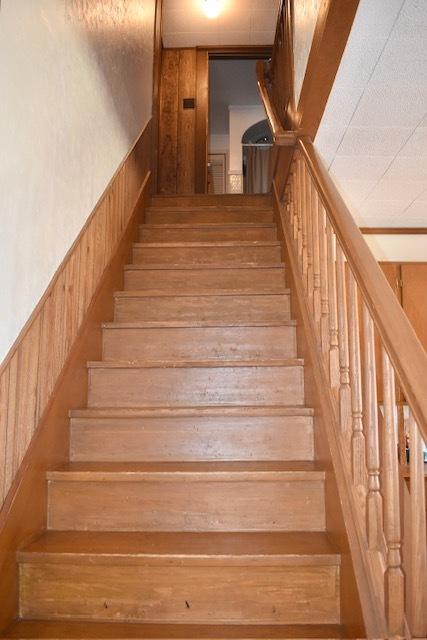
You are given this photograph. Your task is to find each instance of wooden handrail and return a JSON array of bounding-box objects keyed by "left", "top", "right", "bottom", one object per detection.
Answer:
[
  {"left": 256, "top": 61, "right": 295, "bottom": 147},
  {"left": 274, "top": 140, "right": 427, "bottom": 638},
  {"left": 298, "top": 138, "right": 427, "bottom": 445}
]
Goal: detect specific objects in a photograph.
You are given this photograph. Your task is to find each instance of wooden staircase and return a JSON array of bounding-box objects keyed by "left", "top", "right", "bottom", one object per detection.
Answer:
[{"left": 2, "top": 196, "right": 346, "bottom": 639}]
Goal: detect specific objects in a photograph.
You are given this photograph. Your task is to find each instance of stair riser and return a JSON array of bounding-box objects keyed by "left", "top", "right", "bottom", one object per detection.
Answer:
[
  {"left": 145, "top": 211, "right": 274, "bottom": 224},
  {"left": 123, "top": 268, "right": 286, "bottom": 292},
  {"left": 114, "top": 294, "right": 291, "bottom": 324},
  {"left": 139, "top": 227, "right": 277, "bottom": 243},
  {"left": 132, "top": 245, "right": 282, "bottom": 265},
  {"left": 70, "top": 415, "right": 314, "bottom": 462},
  {"left": 102, "top": 326, "right": 297, "bottom": 362},
  {"left": 48, "top": 478, "right": 325, "bottom": 531},
  {"left": 87, "top": 365, "right": 305, "bottom": 407},
  {"left": 20, "top": 563, "right": 339, "bottom": 624}
]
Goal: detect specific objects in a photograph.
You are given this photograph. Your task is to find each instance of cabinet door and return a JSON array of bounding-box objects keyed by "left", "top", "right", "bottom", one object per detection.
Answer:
[{"left": 401, "top": 263, "right": 427, "bottom": 353}]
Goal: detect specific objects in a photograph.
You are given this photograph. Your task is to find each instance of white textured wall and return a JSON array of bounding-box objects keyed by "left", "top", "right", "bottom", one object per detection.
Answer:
[
  {"left": 293, "top": 0, "right": 321, "bottom": 105},
  {"left": 364, "top": 235, "right": 427, "bottom": 262},
  {"left": 0, "top": 0, "right": 155, "bottom": 362}
]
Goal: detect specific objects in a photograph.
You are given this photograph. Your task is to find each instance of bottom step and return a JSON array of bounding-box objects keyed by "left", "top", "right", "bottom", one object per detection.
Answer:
[{"left": 1, "top": 622, "right": 346, "bottom": 639}]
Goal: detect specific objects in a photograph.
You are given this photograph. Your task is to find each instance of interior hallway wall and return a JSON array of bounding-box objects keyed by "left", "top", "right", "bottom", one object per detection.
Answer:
[
  {"left": 158, "top": 48, "right": 208, "bottom": 195},
  {"left": 0, "top": 0, "right": 156, "bottom": 362}
]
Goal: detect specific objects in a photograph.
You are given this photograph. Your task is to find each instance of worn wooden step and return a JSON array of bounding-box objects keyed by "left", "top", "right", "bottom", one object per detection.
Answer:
[
  {"left": 0, "top": 621, "right": 347, "bottom": 639},
  {"left": 150, "top": 194, "right": 272, "bottom": 208},
  {"left": 18, "top": 532, "right": 339, "bottom": 625},
  {"left": 102, "top": 323, "right": 297, "bottom": 362},
  {"left": 114, "top": 291, "right": 291, "bottom": 325},
  {"left": 132, "top": 242, "right": 282, "bottom": 265},
  {"left": 139, "top": 223, "right": 278, "bottom": 243},
  {"left": 70, "top": 406, "right": 313, "bottom": 462},
  {"left": 123, "top": 264, "right": 286, "bottom": 292},
  {"left": 87, "top": 359, "right": 305, "bottom": 408},
  {"left": 145, "top": 210, "right": 274, "bottom": 225},
  {"left": 47, "top": 462, "right": 325, "bottom": 532}
]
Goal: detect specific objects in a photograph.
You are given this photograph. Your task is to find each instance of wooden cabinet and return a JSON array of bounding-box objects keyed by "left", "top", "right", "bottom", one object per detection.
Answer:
[{"left": 379, "top": 262, "right": 427, "bottom": 353}]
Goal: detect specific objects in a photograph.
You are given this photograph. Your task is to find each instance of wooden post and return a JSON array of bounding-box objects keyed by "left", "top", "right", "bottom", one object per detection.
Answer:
[
  {"left": 326, "top": 221, "right": 339, "bottom": 389},
  {"left": 382, "top": 348, "right": 405, "bottom": 639},
  {"left": 318, "top": 203, "right": 330, "bottom": 356},
  {"left": 347, "top": 270, "right": 366, "bottom": 490},
  {"left": 407, "top": 412, "right": 427, "bottom": 638},
  {"left": 335, "top": 244, "right": 351, "bottom": 434},
  {"left": 362, "top": 303, "right": 383, "bottom": 550},
  {"left": 311, "top": 185, "right": 321, "bottom": 325}
]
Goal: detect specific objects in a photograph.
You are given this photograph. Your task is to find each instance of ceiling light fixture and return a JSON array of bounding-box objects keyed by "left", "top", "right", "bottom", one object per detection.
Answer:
[{"left": 202, "top": 0, "right": 223, "bottom": 19}]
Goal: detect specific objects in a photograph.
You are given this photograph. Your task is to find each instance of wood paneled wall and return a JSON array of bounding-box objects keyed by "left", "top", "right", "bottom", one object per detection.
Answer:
[
  {"left": 158, "top": 48, "right": 208, "bottom": 195},
  {"left": 0, "top": 121, "right": 152, "bottom": 511}
]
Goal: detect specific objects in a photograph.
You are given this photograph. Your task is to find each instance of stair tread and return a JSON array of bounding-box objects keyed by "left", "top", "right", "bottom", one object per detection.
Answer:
[
  {"left": 133, "top": 241, "right": 280, "bottom": 248},
  {"left": 141, "top": 223, "right": 277, "bottom": 229},
  {"left": 18, "top": 531, "right": 340, "bottom": 564},
  {"left": 47, "top": 461, "right": 325, "bottom": 481},
  {"left": 1, "top": 621, "right": 345, "bottom": 638},
  {"left": 69, "top": 406, "right": 314, "bottom": 418},
  {"left": 102, "top": 321, "right": 297, "bottom": 329},
  {"left": 124, "top": 263, "right": 285, "bottom": 271},
  {"left": 88, "top": 359, "right": 303, "bottom": 369},
  {"left": 114, "top": 289, "right": 290, "bottom": 298}
]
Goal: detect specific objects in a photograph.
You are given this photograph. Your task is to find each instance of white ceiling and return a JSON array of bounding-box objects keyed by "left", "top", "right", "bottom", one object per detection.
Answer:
[
  {"left": 162, "top": 0, "right": 279, "bottom": 48},
  {"left": 315, "top": 0, "right": 427, "bottom": 227}
]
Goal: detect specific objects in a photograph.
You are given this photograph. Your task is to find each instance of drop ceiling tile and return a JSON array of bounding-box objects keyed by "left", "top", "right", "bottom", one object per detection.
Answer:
[
  {"left": 385, "top": 156, "right": 427, "bottom": 181},
  {"left": 164, "top": 31, "right": 218, "bottom": 47},
  {"left": 401, "top": 199, "right": 427, "bottom": 219},
  {"left": 250, "top": 9, "right": 277, "bottom": 32},
  {"left": 399, "top": 127, "right": 427, "bottom": 157},
  {"left": 350, "top": 0, "right": 404, "bottom": 41},
  {"left": 162, "top": 9, "right": 206, "bottom": 33},
  {"left": 369, "top": 178, "right": 426, "bottom": 201},
  {"left": 337, "top": 126, "right": 412, "bottom": 157},
  {"left": 321, "top": 83, "right": 365, "bottom": 128},
  {"left": 332, "top": 178, "right": 378, "bottom": 209},
  {"left": 356, "top": 198, "right": 410, "bottom": 220},
  {"left": 249, "top": 31, "right": 275, "bottom": 45},
  {"left": 393, "top": 0, "right": 427, "bottom": 38},
  {"left": 330, "top": 155, "right": 393, "bottom": 181},
  {"left": 337, "top": 35, "right": 392, "bottom": 91},
  {"left": 250, "top": 0, "right": 280, "bottom": 10},
  {"left": 369, "top": 34, "right": 427, "bottom": 90},
  {"left": 314, "top": 125, "right": 347, "bottom": 167},
  {"left": 351, "top": 85, "right": 427, "bottom": 128},
  {"left": 220, "top": 7, "right": 251, "bottom": 31},
  {"left": 214, "top": 31, "right": 253, "bottom": 45}
]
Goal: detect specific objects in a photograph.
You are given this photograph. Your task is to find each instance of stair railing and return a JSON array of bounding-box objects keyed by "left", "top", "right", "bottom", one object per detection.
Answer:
[{"left": 258, "top": 52, "right": 427, "bottom": 640}]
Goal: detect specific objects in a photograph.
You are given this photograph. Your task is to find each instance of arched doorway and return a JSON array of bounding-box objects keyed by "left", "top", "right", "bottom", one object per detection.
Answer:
[{"left": 242, "top": 119, "right": 273, "bottom": 194}]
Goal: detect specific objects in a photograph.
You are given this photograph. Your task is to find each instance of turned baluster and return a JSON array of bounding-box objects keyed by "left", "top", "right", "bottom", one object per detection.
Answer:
[
  {"left": 305, "top": 170, "right": 314, "bottom": 306},
  {"left": 290, "top": 163, "right": 298, "bottom": 241},
  {"left": 347, "top": 271, "right": 366, "bottom": 490},
  {"left": 301, "top": 162, "right": 308, "bottom": 282},
  {"left": 326, "top": 221, "right": 339, "bottom": 389},
  {"left": 381, "top": 349, "right": 405, "bottom": 639},
  {"left": 407, "top": 412, "right": 427, "bottom": 638},
  {"left": 318, "top": 203, "right": 329, "bottom": 356},
  {"left": 362, "top": 304, "right": 383, "bottom": 550},
  {"left": 311, "top": 185, "right": 321, "bottom": 325},
  {"left": 335, "top": 244, "right": 351, "bottom": 435},
  {"left": 296, "top": 156, "right": 303, "bottom": 263}
]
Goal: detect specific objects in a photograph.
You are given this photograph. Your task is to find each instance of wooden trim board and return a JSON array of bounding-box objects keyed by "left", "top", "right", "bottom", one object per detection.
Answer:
[{"left": 0, "top": 126, "right": 152, "bottom": 632}]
